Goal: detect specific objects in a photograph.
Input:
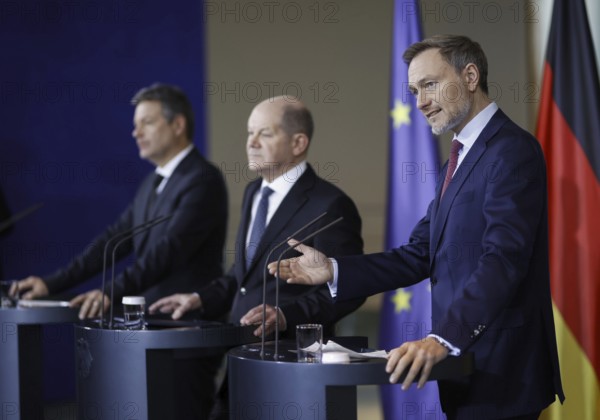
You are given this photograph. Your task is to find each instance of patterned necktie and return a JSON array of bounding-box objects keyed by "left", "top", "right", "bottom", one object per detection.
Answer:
[
  {"left": 441, "top": 139, "right": 463, "bottom": 198},
  {"left": 246, "top": 186, "right": 274, "bottom": 269}
]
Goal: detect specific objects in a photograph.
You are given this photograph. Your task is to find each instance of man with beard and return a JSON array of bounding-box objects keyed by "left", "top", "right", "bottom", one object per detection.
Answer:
[{"left": 274, "top": 35, "right": 565, "bottom": 420}]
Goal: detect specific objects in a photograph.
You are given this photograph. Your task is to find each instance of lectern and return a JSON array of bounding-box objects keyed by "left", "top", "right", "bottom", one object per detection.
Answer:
[
  {"left": 228, "top": 341, "right": 474, "bottom": 420},
  {"left": 0, "top": 306, "right": 79, "bottom": 420},
  {"left": 75, "top": 320, "right": 259, "bottom": 420}
]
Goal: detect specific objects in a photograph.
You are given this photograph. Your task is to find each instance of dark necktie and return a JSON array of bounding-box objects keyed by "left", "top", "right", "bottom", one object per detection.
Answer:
[
  {"left": 246, "top": 186, "right": 274, "bottom": 270},
  {"left": 146, "top": 173, "right": 164, "bottom": 219},
  {"left": 441, "top": 139, "right": 463, "bottom": 198}
]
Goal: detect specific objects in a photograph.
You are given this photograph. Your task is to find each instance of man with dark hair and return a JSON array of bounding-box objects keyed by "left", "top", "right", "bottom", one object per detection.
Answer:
[
  {"left": 150, "top": 96, "right": 364, "bottom": 419},
  {"left": 16, "top": 83, "right": 228, "bottom": 320},
  {"left": 131, "top": 83, "right": 196, "bottom": 140},
  {"left": 275, "top": 35, "right": 565, "bottom": 419}
]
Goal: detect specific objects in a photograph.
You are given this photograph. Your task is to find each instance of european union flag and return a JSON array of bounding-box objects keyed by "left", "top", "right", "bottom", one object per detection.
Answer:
[{"left": 379, "top": 1, "right": 442, "bottom": 418}]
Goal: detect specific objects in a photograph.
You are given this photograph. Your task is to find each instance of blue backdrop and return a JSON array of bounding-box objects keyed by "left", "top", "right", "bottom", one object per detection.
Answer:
[{"left": 0, "top": 0, "right": 206, "bottom": 403}]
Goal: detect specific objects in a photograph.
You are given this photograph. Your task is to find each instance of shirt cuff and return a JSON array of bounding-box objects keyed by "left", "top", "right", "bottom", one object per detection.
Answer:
[
  {"left": 428, "top": 334, "right": 461, "bottom": 356},
  {"left": 326, "top": 258, "right": 338, "bottom": 298}
]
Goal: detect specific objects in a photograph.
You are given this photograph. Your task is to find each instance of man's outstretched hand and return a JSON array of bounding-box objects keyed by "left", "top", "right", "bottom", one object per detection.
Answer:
[{"left": 267, "top": 240, "right": 333, "bottom": 285}]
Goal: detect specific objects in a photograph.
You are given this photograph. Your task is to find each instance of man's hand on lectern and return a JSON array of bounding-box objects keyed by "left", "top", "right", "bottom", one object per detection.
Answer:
[
  {"left": 386, "top": 337, "right": 449, "bottom": 390},
  {"left": 13, "top": 276, "right": 49, "bottom": 299},
  {"left": 149, "top": 293, "right": 201, "bottom": 320},
  {"left": 70, "top": 289, "right": 110, "bottom": 320},
  {"left": 240, "top": 304, "right": 287, "bottom": 337}
]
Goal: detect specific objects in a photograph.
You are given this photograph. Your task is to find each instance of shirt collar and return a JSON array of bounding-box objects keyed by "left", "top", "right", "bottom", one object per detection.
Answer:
[
  {"left": 454, "top": 102, "right": 498, "bottom": 149},
  {"left": 155, "top": 144, "right": 194, "bottom": 178},
  {"left": 260, "top": 161, "right": 307, "bottom": 196}
]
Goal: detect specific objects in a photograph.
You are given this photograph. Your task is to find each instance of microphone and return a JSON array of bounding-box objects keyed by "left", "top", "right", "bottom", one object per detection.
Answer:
[
  {"left": 273, "top": 216, "right": 343, "bottom": 359},
  {"left": 0, "top": 202, "right": 44, "bottom": 233},
  {"left": 97, "top": 214, "right": 171, "bottom": 328},
  {"left": 106, "top": 214, "right": 172, "bottom": 329},
  {"left": 260, "top": 212, "right": 328, "bottom": 358}
]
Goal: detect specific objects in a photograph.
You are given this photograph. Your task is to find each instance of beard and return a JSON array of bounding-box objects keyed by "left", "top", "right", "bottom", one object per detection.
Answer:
[{"left": 430, "top": 99, "right": 471, "bottom": 136}]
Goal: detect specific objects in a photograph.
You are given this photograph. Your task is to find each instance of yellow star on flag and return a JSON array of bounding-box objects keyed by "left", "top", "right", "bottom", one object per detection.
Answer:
[
  {"left": 390, "top": 100, "right": 411, "bottom": 129},
  {"left": 391, "top": 288, "right": 412, "bottom": 313}
]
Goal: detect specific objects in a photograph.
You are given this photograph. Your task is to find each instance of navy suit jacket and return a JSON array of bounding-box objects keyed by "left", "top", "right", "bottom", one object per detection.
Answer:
[
  {"left": 199, "top": 164, "right": 364, "bottom": 337},
  {"left": 336, "top": 110, "right": 564, "bottom": 418},
  {"left": 45, "top": 148, "right": 228, "bottom": 304}
]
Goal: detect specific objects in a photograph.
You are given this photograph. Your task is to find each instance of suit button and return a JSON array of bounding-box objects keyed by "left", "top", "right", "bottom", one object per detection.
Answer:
[
  {"left": 430, "top": 278, "right": 437, "bottom": 286},
  {"left": 240, "top": 287, "right": 247, "bottom": 296}
]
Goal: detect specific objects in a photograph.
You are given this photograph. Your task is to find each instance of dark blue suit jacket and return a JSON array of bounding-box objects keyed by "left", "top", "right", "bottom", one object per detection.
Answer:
[
  {"left": 336, "top": 110, "right": 565, "bottom": 418},
  {"left": 199, "top": 164, "right": 364, "bottom": 336},
  {"left": 45, "top": 147, "right": 228, "bottom": 304}
]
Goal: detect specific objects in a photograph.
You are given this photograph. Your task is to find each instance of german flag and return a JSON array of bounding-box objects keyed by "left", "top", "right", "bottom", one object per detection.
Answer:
[{"left": 537, "top": 0, "right": 600, "bottom": 418}]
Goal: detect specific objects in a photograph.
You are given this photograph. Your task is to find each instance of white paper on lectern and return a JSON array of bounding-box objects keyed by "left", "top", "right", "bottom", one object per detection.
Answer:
[
  {"left": 302, "top": 340, "right": 388, "bottom": 360},
  {"left": 17, "top": 300, "right": 71, "bottom": 308}
]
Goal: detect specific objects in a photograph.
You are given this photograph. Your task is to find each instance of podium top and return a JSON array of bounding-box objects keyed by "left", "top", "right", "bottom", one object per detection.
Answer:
[
  {"left": 75, "top": 320, "right": 260, "bottom": 349},
  {"left": 228, "top": 341, "right": 474, "bottom": 385}
]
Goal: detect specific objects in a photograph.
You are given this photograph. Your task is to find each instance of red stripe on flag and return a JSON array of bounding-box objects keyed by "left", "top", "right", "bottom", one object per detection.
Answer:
[{"left": 537, "top": 62, "right": 600, "bottom": 377}]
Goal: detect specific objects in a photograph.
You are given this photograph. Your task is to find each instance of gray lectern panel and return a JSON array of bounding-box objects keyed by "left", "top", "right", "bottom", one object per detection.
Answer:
[
  {"left": 0, "top": 306, "right": 79, "bottom": 420},
  {"left": 76, "top": 323, "right": 259, "bottom": 420}
]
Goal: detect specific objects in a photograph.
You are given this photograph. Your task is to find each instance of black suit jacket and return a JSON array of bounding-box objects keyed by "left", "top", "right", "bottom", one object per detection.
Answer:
[
  {"left": 336, "top": 110, "right": 564, "bottom": 418},
  {"left": 199, "top": 164, "right": 364, "bottom": 336},
  {"left": 45, "top": 148, "right": 228, "bottom": 304}
]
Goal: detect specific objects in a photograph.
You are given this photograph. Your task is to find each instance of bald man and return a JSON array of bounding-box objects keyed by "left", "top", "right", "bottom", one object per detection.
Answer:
[{"left": 150, "top": 96, "right": 364, "bottom": 419}]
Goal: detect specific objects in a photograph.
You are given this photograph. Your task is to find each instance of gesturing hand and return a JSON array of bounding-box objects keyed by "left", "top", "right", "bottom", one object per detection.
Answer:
[{"left": 267, "top": 240, "right": 333, "bottom": 286}]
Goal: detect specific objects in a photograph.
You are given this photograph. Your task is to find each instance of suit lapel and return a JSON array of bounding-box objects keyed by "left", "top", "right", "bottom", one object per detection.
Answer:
[
  {"left": 430, "top": 110, "right": 508, "bottom": 261},
  {"left": 134, "top": 173, "right": 159, "bottom": 252},
  {"left": 137, "top": 148, "right": 197, "bottom": 252},
  {"left": 242, "top": 166, "right": 315, "bottom": 278}
]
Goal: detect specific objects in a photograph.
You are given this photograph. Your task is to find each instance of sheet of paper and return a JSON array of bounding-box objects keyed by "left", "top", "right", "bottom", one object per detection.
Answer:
[
  {"left": 302, "top": 340, "right": 388, "bottom": 359},
  {"left": 17, "top": 300, "right": 71, "bottom": 308}
]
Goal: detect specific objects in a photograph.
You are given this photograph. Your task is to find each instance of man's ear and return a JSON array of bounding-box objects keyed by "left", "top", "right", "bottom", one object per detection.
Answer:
[
  {"left": 463, "top": 63, "right": 480, "bottom": 92},
  {"left": 172, "top": 115, "right": 187, "bottom": 137},
  {"left": 291, "top": 133, "right": 310, "bottom": 156}
]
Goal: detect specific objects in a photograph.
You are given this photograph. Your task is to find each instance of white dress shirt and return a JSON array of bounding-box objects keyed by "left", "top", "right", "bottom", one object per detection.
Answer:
[
  {"left": 154, "top": 144, "right": 194, "bottom": 193},
  {"left": 245, "top": 161, "right": 308, "bottom": 247}
]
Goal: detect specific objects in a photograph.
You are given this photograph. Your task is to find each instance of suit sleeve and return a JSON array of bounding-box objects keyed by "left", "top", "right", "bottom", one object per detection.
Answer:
[
  {"left": 336, "top": 200, "right": 433, "bottom": 299},
  {"left": 196, "top": 265, "right": 238, "bottom": 320}
]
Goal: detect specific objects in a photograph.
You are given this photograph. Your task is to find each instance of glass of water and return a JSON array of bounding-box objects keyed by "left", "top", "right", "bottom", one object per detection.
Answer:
[
  {"left": 296, "top": 324, "right": 323, "bottom": 363},
  {"left": 122, "top": 296, "right": 146, "bottom": 330}
]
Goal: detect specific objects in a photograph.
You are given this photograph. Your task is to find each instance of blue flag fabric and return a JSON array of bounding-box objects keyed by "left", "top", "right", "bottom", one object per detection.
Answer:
[{"left": 378, "top": 1, "right": 442, "bottom": 418}]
